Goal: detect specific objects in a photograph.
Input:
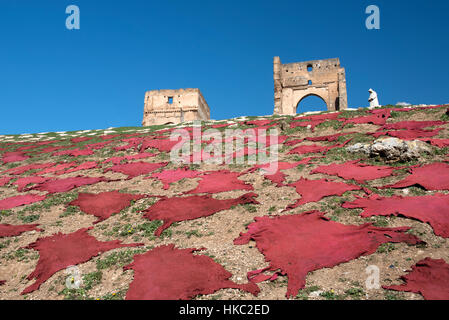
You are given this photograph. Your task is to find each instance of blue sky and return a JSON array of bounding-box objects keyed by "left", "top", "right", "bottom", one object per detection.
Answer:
[{"left": 1, "top": 0, "right": 448, "bottom": 134}]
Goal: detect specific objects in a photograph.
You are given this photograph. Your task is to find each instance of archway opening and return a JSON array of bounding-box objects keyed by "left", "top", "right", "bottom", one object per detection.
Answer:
[{"left": 296, "top": 95, "right": 328, "bottom": 114}]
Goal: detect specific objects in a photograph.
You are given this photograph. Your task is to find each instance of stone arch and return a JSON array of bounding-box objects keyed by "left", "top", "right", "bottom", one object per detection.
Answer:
[
  {"left": 291, "top": 87, "right": 330, "bottom": 114},
  {"left": 273, "top": 57, "right": 348, "bottom": 115},
  {"left": 296, "top": 93, "right": 328, "bottom": 113}
]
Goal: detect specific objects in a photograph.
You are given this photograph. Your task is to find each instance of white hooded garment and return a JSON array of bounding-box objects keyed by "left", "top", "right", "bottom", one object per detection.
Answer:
[{"left": 368, "top": 89, "right": 380, "bottom": 107}]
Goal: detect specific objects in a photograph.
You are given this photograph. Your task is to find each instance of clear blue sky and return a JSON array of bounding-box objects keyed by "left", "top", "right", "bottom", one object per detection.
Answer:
[{"left": 1, "top": 0, "right": 448, "bottom": 134}]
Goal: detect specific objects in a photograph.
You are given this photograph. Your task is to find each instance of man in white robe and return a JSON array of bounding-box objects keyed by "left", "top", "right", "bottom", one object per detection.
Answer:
[{"left": 368, "top": 88, "right": 380, "bottom": 107}]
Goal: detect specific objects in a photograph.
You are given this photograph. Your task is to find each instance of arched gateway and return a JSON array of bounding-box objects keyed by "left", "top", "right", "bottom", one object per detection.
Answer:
[{"left": 273, "top": 56, "right": 348, "bottom": 115}]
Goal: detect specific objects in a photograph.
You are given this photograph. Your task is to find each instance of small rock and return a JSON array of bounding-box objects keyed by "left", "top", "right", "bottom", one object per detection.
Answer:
[{"left": 309, "top": 290, "right": 323, "bottom": 298}]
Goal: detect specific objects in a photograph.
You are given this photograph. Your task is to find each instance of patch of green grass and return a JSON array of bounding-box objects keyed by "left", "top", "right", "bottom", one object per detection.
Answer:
[
  {"left": 0, "top": 239, "right": 11, "bottom": 249},
  {"left": 241, "top": 204, "right": 258, "bottom": 213},
  {"left": 100, "top": 289, "right": 126, "bottom": 300},
  {"left": 18, "top": 214, "right": 40, "bottom": 223},
  {"left": 390, "top": 111, "right": 402, "bottom": 118},
  {"left": 377, "top": 243, "right": 396, "bottom": 254},
  {"left": 344, "top": 287, "right": 365, "bottom": 300},
  {"left": 370, "top": 216, "right": 389, "bottom": 227},
  {"left": 134, "top": 221, "right": 172, "bottom": 239},
  {"left": 4, "top": 248, "right": 38, "bottom": 262},
  {"left": 384, "top": 292, "right": 404, "bottom": 300},
  {"left": 96, "top": 248, "right": 147, "bottom": 270},
  {"left": 316, "top": 120, "right": 344, "bottom": 130},
  {"left": 296, "top": 285, "right": 321, "bottom": 300},
  {"left": 0, "top": 210, "right": 13, "bottom": 221},
  {"left": 185, "top": 229, "right": 203, "bottom": 238},
  {"left": 60, "top": 205, "right": 82, "bottom": 217},
  {"left": 339, "top": 109, "right": 369, "bottom": 118},
  {"left": 320, "top": 290, "right": 345, "bottom": 300},
  {"left": 407, "top": 186, "right": 428, "bottom": 196}
]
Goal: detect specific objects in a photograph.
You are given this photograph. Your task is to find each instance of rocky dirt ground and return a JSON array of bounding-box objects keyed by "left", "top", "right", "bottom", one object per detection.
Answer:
[{"left": 0, "top": 104, "right": 448, "bottom": 300}]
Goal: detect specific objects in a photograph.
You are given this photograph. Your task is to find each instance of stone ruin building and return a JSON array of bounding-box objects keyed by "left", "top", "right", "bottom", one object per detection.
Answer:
[
  {"left": 142, "top": 88, "right": 210, "bottom": 126},
  {"left": 273, "top": 56, "right": 348, "bottom": 115}
]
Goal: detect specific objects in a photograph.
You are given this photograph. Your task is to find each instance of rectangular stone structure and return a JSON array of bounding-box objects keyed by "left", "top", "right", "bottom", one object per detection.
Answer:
[
  {"left": 142, "top": 88, "right": 210, "bottom": 126},
  {"left": 273, "top": 57, "right": 348, "bottom": 115}
]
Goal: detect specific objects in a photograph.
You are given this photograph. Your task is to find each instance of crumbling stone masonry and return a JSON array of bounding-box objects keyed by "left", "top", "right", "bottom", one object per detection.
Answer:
[
  {"left": 142, "top": 88, "right": 210, "bottom": 126},
  {"left": 273, "top": 57, "right": 348, "bottom": 115}
]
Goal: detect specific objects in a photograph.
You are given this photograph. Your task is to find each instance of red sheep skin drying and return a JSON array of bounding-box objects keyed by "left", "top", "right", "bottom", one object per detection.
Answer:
[
  {"left": 342, "top": 193, "right": 449, "bottom": 238},
  {"left": 311, "top": 160, "right": 395, "bottom": 183},
  {"left": 105, "top": 161, "right": 168, "bottom": 179},
  {"left": 142, "top": 192, "right": 259, "bottom": 236},
  {"left": 285, "top": 178, "right": 361, "bottom": 210},
  {"left": 68, "top": 191, "right": 147, "bottom": 223},
  {"left": 234, "top": 211, "right": 423, "bottom": 298},
  {"left": 185, "top": 170, "right": 253, "bottom": 194},
  {"left": 0, "top": 194, "right": 47, "bottom": 210},
  {"left": 1, "top": 152, "right": 30, "bottom": 164},
  {"left": 383, "top": 258, "right": 449, "bottom": 300},
  {"left": 147, "top": 167, "right": 203, "bottom": 190},
  {"left": 21, "top": 227, "right": 143, "bottom": 294},
  {"left": 123, "top": 244, "right": 260, "bottom": 300},
  {"left": 381, "top": 162, "right": 449, "bottom": 191},
  {"left": 30, "top": 176, "right": 107, "bottom": 193},
  {"left": 0, "top": 223, "right": 42, "bottom": 238},
  {"left": 0, "top": 176, "right": 12, "bottom": 187}
]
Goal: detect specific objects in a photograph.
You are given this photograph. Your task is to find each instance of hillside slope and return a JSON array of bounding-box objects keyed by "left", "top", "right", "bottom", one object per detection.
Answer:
[{"left": 1, "top": 104, "right": 448, "bottom": 300}]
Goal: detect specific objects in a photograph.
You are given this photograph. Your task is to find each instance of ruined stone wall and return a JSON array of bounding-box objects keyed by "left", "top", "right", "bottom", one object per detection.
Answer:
[
  {"left": 142, "top": 88, "right": 210, "bottom": 126},
  {"left": 273, "top": 57, "right": 348, "bottom": 115}
]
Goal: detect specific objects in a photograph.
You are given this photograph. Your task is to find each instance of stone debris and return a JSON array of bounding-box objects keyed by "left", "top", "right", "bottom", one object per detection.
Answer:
[{"left": 347, "top": 137, "right": 432, "bottom": 162}]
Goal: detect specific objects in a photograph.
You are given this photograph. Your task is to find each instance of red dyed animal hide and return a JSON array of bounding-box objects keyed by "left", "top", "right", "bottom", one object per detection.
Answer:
[
  {"left": 14, "top": 176, "right": 50, "bottom": 192},
  {"left": 0, "top": 176, "right": 12, "bottom": 187},
  {"left": 234, "top": 211, "right": 423, "bottom": 298},
  {"left": 140, "top": 137, "right": 182, "bottom": 152},
  {"left": 285, "top": 178, "right": 360, "bottom": 210},
  {"left": 287, "top": 140, "right": 351, "bottom": 156},
  {"left": 68, "top": 191, "right": 146, "bottom": 223},
  {"left": 105, "top": 161, "right": 168, "bottom": 179},
  {"left": 371, "top": 128, "right": 443, "bottom": 140},
  {"left": 103, "top": 153, "right": 156, "bottom": 165},
  {"left": 62, "top": 161, "right": 98, "bottom": 174},
  {"left": 248, "top": 158, "right": 318, "bottom": 186},
  {"left": 30, "top": 176, "right": 106, "bottom": 193},
  {"left": 311, "top": 160, "right": 395, "bottom": 183},
  {"left": 0, "top": 224, "right": 42, "bottom": 238},
  {"left": 420, "top": 139, "right": 449, "bottom": 148},
  {"left": 383, "top": 258, "right": 449, "bottom": 300},
  {"left": 21, "top": 227, "right": 143, "bottom": 294},
  {"left": 148, "top": 167, "right": 203, "bottom": 190},
  {"left": 53, "top": 149, "right": 94, "bottom": 157},
  {"left": 36, "top": 162, "right": 78, "bottom": 175},
  {"left": 342, "top": 193, "right": 449, "bottom": 238},
  {"left": 1, "top": 152, "right": 30, "bottom": 164},
  {"left": 123, "top": 244, "right": 260, "bottom": 300},
  {"left": 380, "top": 120, "right": 447, "bottom": 131},
  {"left": 344, "top": 109, "right": 390, "bottom": 126},
  {"left": 143, "top": 192, "right": 259, "bottom": 236},
  {"left": 113, "top": 138, "right": 143, "bottom": 152},
  {"left": 185, "top": 171, "right": 253, "bottom": 194},
  {"left": 1, "top": 163, "right": 55, "bottom": 175},
  {"left": 305, "top": 132, "right": 356, "bottom": 142},
  {"left": 381, "top": 162, "right": 449, "bottom": 190},
  {"left": 0, "top": 194, "right": 47, "bottom": 210}
]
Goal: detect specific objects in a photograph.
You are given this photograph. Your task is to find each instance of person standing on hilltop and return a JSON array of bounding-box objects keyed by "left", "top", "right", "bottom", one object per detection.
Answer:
[{"left": 368, "top": 88, "right": 380, "bottom": 107}]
